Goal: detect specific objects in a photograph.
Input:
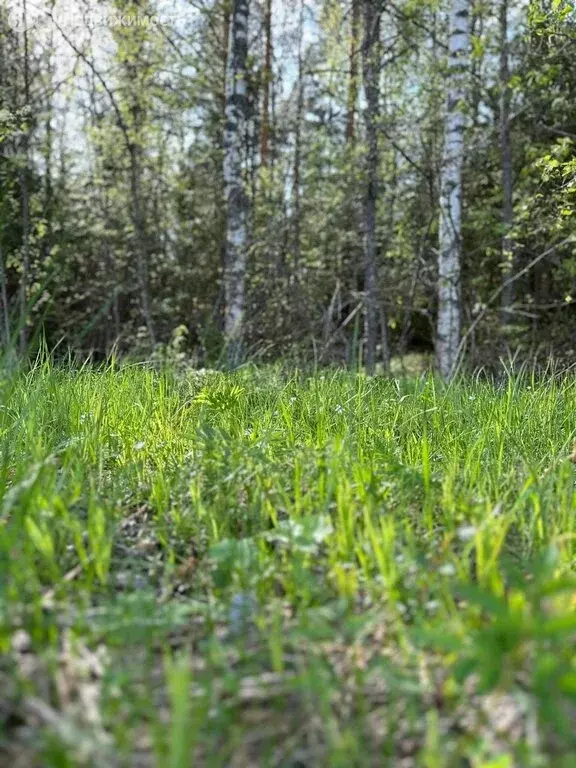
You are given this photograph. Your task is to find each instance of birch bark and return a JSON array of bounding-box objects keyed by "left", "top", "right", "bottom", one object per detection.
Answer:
[
  {"left": 437, "top": 0, "right": 470, "bottom": 379},
  {"left": 223, "top": 0, "right": 251, "bottom": 364}
]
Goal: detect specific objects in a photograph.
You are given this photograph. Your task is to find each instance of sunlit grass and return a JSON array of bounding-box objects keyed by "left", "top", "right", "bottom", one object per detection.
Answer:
[{"left": 1, "top": 361, "right": 575, "bottom": 766}]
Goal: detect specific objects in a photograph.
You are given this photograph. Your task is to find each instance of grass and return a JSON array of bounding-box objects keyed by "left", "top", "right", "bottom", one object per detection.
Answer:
[{"left": 0, "top": 360, "right": 575, "bottom": 767}]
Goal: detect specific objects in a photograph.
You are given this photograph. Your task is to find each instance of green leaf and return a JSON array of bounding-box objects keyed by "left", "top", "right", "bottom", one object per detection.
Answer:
[
  {"left": 25, "top": 516, "right": 55, "bottom": 561},
  {"left": 558, "top": 672, "right": 576, "bottom": 697},
  {"left": 455, "top": 585, "right": 510, "bottom": 619},
  {"left": 533, "top": 613, "right": 576, "bottom": 637}
]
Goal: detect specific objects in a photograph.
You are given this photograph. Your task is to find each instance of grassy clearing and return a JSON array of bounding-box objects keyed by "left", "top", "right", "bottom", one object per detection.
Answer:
[{"left": 0, "top": 362, "right": 575, "bottom": 767}]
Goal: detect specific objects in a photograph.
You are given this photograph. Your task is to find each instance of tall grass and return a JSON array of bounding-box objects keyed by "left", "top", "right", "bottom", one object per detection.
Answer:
[{"left": 0, "top": 361, "right": 575, "bottom": 766}]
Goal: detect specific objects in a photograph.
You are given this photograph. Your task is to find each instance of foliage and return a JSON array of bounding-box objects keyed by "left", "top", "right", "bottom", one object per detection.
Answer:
[{"left": 0, "top": 0, "right": 574, "bottom": 366}]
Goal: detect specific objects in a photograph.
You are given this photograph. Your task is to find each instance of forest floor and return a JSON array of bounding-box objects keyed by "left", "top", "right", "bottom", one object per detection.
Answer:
[{"left": 1, "top": 363, "right": 575, "bottom": 767}]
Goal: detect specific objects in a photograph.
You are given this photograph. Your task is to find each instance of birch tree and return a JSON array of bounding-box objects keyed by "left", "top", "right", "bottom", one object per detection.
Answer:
[
  {"left": 436, "top": 0, "right": 470, "bottom": 379},
  {"left": 223, "top": 0, "right": 250, "bottom": 364}
]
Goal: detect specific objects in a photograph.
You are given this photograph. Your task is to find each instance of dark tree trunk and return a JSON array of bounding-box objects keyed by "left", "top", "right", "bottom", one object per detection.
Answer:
[
  {"left": 292, "top": 0, "right": 305, "bottom": 277},
  {"left": 362, "top": 0, "right": 385, "bottom": 374},
  {"left": 346, "top": 0, "right": 361, "bottom": 143},
  {"left": 129, "top": 140, "right": 155, "bottom": 347},
  {"left": 260, "top": 0, "right": 273, "bottom": 169},
  {"left": 499, "top": 0, "right": 515, "bottom": 327},
  {"left": 19, "top": 0, "right": 31, "bottom": 354}
]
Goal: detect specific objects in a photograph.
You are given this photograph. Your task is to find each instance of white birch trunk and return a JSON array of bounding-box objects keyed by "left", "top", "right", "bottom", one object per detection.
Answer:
[
  {"left": 223, "top": 0, "right": 250, "bottom": 364},
  {"left": 437, "top": 0, "right": 470, "bottom": 379}
]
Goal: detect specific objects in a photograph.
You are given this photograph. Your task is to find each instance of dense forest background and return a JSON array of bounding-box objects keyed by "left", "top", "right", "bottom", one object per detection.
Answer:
[{"left": 0, "top": 0, "right": 575, "bottom": 372}]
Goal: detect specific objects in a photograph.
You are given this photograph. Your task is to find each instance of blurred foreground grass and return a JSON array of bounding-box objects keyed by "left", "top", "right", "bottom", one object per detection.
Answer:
[{"left": 0, "top": 362, "right": 575, "bottom": 766}]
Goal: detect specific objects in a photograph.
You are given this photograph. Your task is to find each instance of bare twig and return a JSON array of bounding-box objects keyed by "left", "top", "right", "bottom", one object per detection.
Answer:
[{"left": 455, "top": 236, "right": 576, "bottom": 371}]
